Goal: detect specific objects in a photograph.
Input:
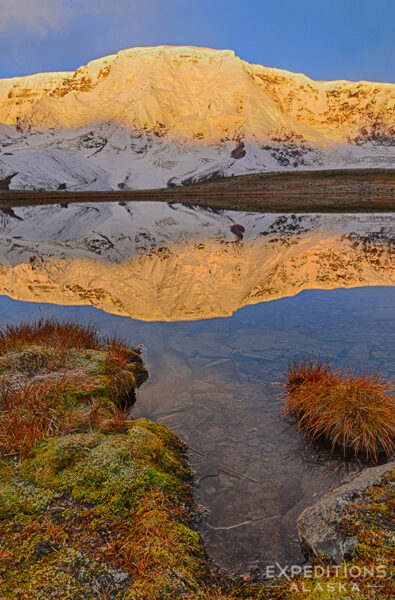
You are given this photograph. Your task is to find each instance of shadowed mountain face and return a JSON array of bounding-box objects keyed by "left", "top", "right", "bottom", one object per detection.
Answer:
[
  {"left": 0, "top": 46, "right": 394, "bottom": 190},
  {"left": 0, "top": 202, "right": 393, "bottom": 321}
]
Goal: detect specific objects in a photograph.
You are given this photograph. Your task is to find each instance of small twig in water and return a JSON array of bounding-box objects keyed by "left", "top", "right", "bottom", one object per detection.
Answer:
[{"left": 207, "top": 514, "right": 284, "bottom": 531}]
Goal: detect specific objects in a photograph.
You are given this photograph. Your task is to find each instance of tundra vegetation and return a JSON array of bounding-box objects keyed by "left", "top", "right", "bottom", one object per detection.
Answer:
[
  {"left": 0, "top": 320, "right": 258, "bottom": 599},
  {"left": 0, "top": 323, "right": 393, "bottom": 599},
  {"left": 283, "top": 358, "right": 394, "bottom": 461}
]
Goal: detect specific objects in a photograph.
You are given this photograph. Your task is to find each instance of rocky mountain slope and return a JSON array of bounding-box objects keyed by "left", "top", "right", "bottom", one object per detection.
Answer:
[
  {"left": 0, "top": 46, "right": 394, "bottom": 190},
  {"left": 0, "top": 202, "right": 393, "bottom": 320}
]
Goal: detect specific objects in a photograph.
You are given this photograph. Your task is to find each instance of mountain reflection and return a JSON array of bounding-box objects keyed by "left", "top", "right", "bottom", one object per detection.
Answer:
[{"left": 0, "top": 203, "right": 393, "bottom": 321}]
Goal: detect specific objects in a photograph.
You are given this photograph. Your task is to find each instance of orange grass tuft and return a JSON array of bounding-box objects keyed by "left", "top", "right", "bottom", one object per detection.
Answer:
[
  {"left": 0, "top": 380, "right": 75, "bottom": 458},
  {"left": 96, "top": 405, "right": 133, "bottom": 434},
  {"left": 0, "top": 318, "right": 136, "bottom": 354},
  {"left": 282, "top": 358, "right": 395, "bottom": 461},
  {"left": 0, "top": 319, "right": 145, "bottom": 457},
  {"left": 0, "top": 318, "right": 103, "bottom": 352}
]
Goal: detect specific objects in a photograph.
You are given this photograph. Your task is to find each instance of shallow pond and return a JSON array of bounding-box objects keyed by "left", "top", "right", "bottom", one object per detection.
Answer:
[{"left": 0, "top": 202, "right": 394, "bottom": 573}]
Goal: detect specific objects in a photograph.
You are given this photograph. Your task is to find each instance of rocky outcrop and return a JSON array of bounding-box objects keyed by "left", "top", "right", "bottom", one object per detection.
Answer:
[{"left": 298, "top": 461, "right": 395, "bottom": 562}]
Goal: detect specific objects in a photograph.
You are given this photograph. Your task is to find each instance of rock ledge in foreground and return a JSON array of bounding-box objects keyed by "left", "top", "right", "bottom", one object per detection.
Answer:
[{"left": 298, "top": 461, "right": 395, "bottom": 563}]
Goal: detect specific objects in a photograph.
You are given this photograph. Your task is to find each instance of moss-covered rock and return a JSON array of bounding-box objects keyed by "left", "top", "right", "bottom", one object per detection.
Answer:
[
  {"left": 0, "top": 417, "right": 256, "bottom": 599},
  {"left": 0, "top": 419, "right": 217, "bottom": 599},
  {"left": 0, "top": 322, "right": 251, "bottom": 599}
]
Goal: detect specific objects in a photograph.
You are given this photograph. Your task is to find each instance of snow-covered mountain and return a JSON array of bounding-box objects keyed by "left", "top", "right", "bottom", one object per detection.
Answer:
[
  {"left": 0, "top": 202, "right": 393, "bottom": 320},
  {"left": 0, "top": 46, "right": 394, "bottom": 190}
]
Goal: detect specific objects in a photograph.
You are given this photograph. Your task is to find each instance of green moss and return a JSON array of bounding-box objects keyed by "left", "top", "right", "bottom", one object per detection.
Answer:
[
  {"left": 3, "top": 547, "right": 131, "bottom": 600},
  {"left": 343, "top": 469, "right": 394, "bottom": 568},
  {"left": 0, "top": 476, "right": 58, "bottom": 519},
  {"left": 0, "top": 419, "right": 216, "bottom": 599},
  {"left": 19, "top": 421, "right": 192, "bottom": 511},
  {"left": 4, "top": 332, "right": 392, "bottom": 599}
]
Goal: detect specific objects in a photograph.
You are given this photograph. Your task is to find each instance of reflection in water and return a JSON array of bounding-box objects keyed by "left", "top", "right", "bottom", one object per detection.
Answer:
[
  {"left": 0, "top": 286, "right": 394, "bottom": 571},
  {"left": 0, "top": 203, "right": 394, "bottom": 571},
  {"left": 0, "top": 203, "right": 393, "bottom": 321}
]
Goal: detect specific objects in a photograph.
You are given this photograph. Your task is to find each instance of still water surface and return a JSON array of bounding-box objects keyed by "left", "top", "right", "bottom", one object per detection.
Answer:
[
  {"left": 0, "top": 203, "right": 394, "bottom": 571},
  {"left": 0, "top": 285, "right": 393, "bottom": 572}
]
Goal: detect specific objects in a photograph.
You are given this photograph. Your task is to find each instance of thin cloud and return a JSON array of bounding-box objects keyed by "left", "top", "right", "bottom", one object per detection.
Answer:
[
  {"left": 0, "top": 0, "right": 70, "bottom": 33},
  {"left": 0, "top": 0, "right": 170, "bottom": 35}
]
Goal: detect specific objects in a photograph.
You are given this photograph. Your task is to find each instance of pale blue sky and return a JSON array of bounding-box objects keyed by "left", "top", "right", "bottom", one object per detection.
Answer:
[{"left": 0, "top": 0, "right": 394, "bottom": 82}]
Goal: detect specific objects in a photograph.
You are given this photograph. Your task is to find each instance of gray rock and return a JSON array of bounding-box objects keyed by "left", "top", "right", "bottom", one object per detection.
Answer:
[{"left": 298, "top": 461, "right": 394, "bottom": 563}]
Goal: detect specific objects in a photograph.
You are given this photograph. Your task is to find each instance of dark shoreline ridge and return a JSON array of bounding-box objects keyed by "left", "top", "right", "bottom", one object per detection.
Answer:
[{"left": 1, "top": 168, "right": 394, "bottom": 213}]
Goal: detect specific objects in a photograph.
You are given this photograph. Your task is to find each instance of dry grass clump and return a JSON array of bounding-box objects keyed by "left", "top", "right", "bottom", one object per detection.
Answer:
[
  {"left": 0, "top": 379, "right": 73, "bottom": 459},
  {"left": 0, "top": 317, "right": 132, "bottom": 354},
  {"left": 0, "top": 375, "right": 134, "bottom": 459},
  {"left": 283, "top": 358, "right": 394, "bottom": 461},
  {"left": 0, "top": 318, "right": 103, "bottom": 352},
  {"left": 0, "top": 319, "right": 147, "bottom": 458}
]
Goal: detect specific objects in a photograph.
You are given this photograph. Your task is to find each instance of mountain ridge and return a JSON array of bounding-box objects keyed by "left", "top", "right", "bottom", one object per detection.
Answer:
[{"left": 0, "top": 45, "right": 394, "bottom": 191}]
